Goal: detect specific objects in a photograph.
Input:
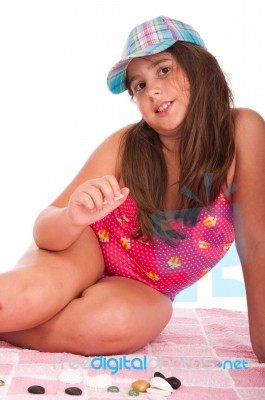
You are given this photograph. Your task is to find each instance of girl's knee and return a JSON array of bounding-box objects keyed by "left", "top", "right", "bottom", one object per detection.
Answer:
[
  {"left": 21, "top": 283, "right": 62, "bottom": 329},
  {"left": 74, "top": 299, "right": 167, "bottom": 355},
  {"left": 0, "top": 274, "right": 67, "bottom": 332}
]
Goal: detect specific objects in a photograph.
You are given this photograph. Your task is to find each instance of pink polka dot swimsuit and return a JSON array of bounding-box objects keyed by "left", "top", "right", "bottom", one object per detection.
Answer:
[{"left": 90, "top": 191, "right": 234, "bottom": 301}]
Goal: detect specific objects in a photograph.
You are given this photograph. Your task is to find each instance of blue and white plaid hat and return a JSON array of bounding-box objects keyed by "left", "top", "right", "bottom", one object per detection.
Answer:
[{"left": 107, "top": 15, "right": 206, "bottom": 94}]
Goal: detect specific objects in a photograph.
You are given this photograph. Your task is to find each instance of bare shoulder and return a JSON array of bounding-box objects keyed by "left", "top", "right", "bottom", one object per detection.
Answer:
[
  {"left": 222, "top": 108, "right": 264, "bottom": 193},
  {"left": 50, "top": 125, "right": 132, "bottom": 207},
  {"left": 232, "top": 108, "right": 265, "bottom": 242},
  {"left": 233, "top": 107, "right": 265, "bottom": 183},
  {"left": 234, "top": 107, "right": 265, "bottom": 145},
  {"left": 86, "top": 124, "right": 130, "bottom": 177}
]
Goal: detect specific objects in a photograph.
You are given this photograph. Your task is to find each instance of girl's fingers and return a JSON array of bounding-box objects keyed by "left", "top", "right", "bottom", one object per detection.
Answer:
[
  {"left": 96, "top": 175, "right": 123, "bottom": 205},
  {"left": 81, "top": 176, "right": 122, "bottom": 208},
  {"left": 78, "top": 191, "right": 95, "bottom": 210},
  {"left": 102, "top": 175, "right": 123, "bottom": 197},
  {"left": 72, "top": 176, "right": 129, "bottom": 213},
  {"left": 103, "top": 193, "right": 124, "bottom": 205}
]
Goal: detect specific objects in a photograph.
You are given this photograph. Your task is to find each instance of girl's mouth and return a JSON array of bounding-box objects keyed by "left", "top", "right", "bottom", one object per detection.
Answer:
[{"left": 155, "top": 101, "right": 173, "bottom": 114}]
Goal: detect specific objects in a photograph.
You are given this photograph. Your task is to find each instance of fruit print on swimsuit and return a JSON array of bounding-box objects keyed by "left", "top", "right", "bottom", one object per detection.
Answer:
[
  {"left": 90, "top": 175, "right": 238, "bottom": 301},
  {"left": 153, "top": 196, "right": 233, "bottom": 260},
  {"left": 97, "top": 229, "right": 110, "bottom": 242},
  {"left": 145, "top": 271, "right": 160, "bottom": 281},
  {"left": 152, "top": 177, "right": 236, "bottom": 298},
  {"left": 120, "top": 237, "right": 131, "bottom": 250}
]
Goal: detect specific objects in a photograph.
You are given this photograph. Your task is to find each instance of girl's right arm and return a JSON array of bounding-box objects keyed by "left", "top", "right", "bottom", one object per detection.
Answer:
[{"left": 33, "top": 127, "right": 130, "bottom": 251}]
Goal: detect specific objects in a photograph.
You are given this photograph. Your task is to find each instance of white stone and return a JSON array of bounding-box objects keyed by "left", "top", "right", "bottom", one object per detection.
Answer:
[
  {"left": 147, "top": 387, "right": 172, "bottom": 396},
  {"left": 150, "top": 377, "right": 174, "bottom": 392},
  {"left": 85, "top": 373, "right": 112, "bottom": 389},
  {"left": 58, "top": 369, "right": 83, "bottom": 384}
]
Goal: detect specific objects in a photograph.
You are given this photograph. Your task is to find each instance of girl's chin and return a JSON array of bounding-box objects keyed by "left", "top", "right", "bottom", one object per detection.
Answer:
[
  {"left": 147, "top": 117, "right": 185, "bottom": 134},
  {"left": 155, "top": 124, "right": 183, "bottom": 136}
]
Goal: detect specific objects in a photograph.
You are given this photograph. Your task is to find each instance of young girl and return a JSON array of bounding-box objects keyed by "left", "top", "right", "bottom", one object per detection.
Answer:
[{"left": 0, "top": 16, "right": 264, "bottom": 362}]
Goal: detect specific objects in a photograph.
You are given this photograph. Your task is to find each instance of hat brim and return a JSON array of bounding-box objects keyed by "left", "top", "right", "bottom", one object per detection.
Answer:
[{"left": 107, "top": 39, "right": 177, "bottom": 94}]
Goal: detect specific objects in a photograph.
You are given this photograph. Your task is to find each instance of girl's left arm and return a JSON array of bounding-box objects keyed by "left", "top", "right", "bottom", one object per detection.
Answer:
[{"left": 232, "top": 108, "right": 265, "bottom": 363}]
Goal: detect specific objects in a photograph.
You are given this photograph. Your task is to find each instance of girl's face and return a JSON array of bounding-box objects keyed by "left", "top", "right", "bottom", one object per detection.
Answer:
[{"left": 127, "top": 52, "right": 190, "bottom": 142}]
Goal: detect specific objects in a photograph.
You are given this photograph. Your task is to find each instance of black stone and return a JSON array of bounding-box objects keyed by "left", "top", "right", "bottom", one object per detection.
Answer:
[
  {"left": 154, "top": 371, "right": 166, "bottom": 379},
  {"left": 27, "top": 385, "right": 45, "bottom": 394},
  {"left": 166, "top": 376, "right": 181, "bottom": 389},
  {"left": 65, "top": 387, "right": 82, "bottom": 396}
]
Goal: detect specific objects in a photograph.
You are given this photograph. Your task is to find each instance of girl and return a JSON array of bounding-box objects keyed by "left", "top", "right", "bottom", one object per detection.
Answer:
[{"left": 0, "top": 16, "right": 264, "bottom": 362}]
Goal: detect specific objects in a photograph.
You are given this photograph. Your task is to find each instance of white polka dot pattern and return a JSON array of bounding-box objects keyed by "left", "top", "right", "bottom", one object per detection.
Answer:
[{"left": 90, "top": 192, "right": 234, "bottom": 300}]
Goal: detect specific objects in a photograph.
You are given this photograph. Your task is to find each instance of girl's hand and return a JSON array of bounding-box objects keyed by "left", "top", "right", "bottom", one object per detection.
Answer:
[{"left": 67, "top": 175, "right": 129, "bottom": 227}]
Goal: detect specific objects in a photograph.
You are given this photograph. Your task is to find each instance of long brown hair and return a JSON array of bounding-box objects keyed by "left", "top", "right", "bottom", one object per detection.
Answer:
[{"left": 120, "top": 42, "right": 235, "bottom": 243}]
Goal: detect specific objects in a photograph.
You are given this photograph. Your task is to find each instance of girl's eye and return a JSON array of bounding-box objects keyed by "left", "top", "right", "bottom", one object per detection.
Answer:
[
  {"left": 159, "top": 67, "right": 171, "bottom": 76},
  {"left": 135, "top": 82, "right": 146, "bottom": 92}
]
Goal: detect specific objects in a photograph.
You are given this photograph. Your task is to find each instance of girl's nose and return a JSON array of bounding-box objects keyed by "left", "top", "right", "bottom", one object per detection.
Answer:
[{"left": 147, "top": 81, "right": 162, "bottom": 97}]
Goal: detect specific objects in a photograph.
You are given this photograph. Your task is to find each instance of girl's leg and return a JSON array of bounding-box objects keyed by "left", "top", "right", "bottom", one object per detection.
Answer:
[
  {"left": 0, "top": 226, "right": 105, "bottom": 332},
  {"left": 1, "top": 276, "right": 173, "bottom": 355}
]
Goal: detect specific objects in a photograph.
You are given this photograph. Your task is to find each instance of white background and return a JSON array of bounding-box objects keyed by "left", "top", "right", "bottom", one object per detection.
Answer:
[{"left": 0, "top": 0, "right": 264, "bottom": 310}]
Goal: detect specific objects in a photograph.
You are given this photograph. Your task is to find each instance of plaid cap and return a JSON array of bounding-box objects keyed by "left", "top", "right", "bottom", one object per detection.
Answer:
[{"left": 107, "top": 15, "right": 206, "bottom": 94}]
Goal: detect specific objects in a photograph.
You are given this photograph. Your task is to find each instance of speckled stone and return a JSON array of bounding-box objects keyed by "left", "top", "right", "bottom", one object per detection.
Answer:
[
  {"left": 107, "top": 386, "right": 120, "bottom": 392},
  {"left": 131, "top": 380, "right": 150, "bottom": 392},
  {"left": 128, "top": 389, "right": 140, "bottom": 396}
]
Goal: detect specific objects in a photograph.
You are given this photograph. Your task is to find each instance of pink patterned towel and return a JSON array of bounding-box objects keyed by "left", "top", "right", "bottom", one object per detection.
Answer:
[{"left": 0, "top": 308, "right": 264, "bottom": 399}]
